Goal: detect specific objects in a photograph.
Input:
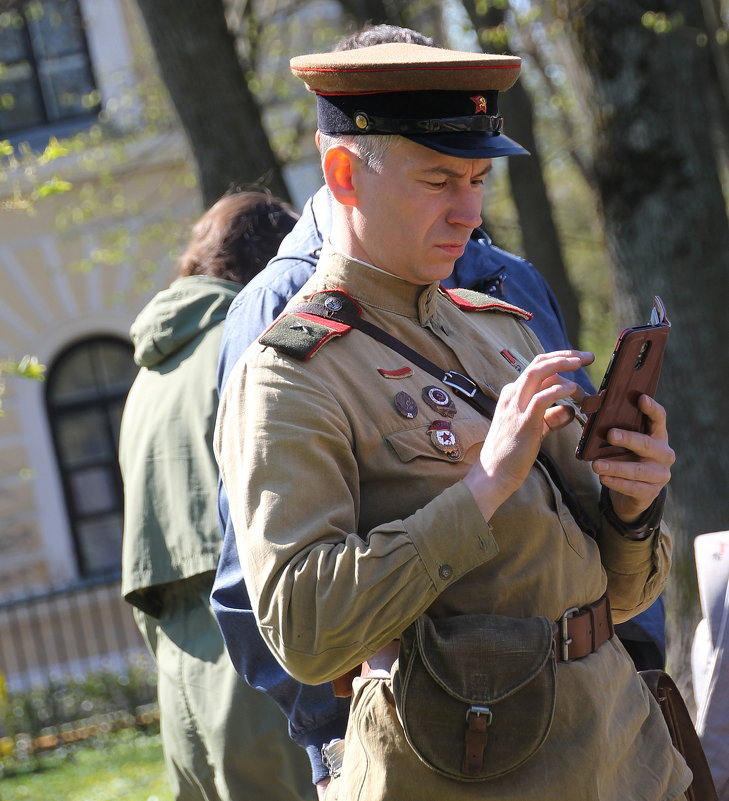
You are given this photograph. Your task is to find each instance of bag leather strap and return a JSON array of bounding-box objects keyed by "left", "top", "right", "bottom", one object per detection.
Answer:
[
  {"left": 463, "top": 708, "right": 491, "bottom": 775},
  {"left": 639, "top": 670, "right": 719, "bottom": 801}
]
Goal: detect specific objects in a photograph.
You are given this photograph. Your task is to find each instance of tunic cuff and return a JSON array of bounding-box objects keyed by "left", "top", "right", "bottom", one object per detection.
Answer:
[
  {"left": 597, "top": 511, "right": 659, "bottom": 574},
  {"left": 599, "top": 485, "right": 666, "bottom": 541}
]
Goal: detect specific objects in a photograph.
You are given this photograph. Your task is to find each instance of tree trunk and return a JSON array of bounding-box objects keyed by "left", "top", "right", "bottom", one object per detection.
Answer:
[
  {"left": 458, "top": 0, "right": 583, "bottom": 345},
  {"left": 135, "top": 0, "right": 290, "bottom": 207},
  {"left": 562, "top": 0, "right": 729, "bottom": 691}
]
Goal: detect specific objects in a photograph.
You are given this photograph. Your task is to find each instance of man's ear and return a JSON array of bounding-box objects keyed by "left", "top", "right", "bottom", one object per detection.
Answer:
[{"left": 323, "top": 146, "right": 358, "bottom": 207}]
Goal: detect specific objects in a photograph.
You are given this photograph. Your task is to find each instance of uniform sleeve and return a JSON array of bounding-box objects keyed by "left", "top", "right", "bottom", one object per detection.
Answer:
[
  {"left": 594, "top": 517, "right": 672, "bottom": 623},
  {"left": 215, "top": 353, "right": 499, "bottom": 686}
]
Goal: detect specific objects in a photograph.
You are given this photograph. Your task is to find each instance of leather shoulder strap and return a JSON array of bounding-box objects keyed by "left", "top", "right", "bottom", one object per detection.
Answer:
[{"left": 639, "top": 670, "right": 719, "bottom": 801}]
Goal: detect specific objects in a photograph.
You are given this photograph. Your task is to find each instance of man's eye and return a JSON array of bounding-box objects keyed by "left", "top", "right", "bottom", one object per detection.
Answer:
[{"left": 427, "top": 181, "right": 446, "bottom": 189}]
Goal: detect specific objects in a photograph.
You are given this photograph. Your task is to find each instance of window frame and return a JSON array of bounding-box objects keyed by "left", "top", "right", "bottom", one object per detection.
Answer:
[{"left": 44, "top": 335, "right": 135, "bottom": 577}]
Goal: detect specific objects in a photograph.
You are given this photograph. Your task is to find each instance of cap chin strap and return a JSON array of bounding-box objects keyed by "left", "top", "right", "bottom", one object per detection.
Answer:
[{"left": 349, "top": 111, "right": 504, "bottom": 135}]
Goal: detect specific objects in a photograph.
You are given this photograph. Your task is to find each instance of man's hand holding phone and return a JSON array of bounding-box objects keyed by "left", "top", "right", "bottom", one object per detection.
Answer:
[
  {"left": 576, "top": 296, "right": 674, "bottom": 525},
  {"left": 591, "top": 393, "right": 675, "bottom": 524}
]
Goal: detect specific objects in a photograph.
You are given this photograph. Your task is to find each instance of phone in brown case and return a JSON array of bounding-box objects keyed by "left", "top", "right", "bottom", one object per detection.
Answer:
[{"left": 575, "top": 296, "right": 671, "bottom": 461}]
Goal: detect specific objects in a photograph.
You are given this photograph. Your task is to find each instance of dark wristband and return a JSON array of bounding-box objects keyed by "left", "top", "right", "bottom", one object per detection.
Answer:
[{"left": 599, "top": 485, "right": 667, "bottom": 541}]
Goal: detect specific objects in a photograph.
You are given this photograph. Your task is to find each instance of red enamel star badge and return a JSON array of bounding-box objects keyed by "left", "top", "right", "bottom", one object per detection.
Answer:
[{"left": 470, "top": 95, "right": 488, "bottom": 114}]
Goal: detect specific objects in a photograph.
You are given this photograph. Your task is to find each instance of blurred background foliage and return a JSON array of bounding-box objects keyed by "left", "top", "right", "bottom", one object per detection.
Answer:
[{"left": 0, "top": 653, "right": 158, "bottom": 783}]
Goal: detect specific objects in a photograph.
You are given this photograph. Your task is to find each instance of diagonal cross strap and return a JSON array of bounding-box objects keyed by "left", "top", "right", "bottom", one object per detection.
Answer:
[{"left": 290, "top": 300, "right": 597, "bottom": 539}]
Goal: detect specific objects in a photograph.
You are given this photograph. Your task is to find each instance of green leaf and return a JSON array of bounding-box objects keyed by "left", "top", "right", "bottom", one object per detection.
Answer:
[
  {"left": 34, "top": 176, "right": 73, "bottom": 198},
  {"left": 38, "top": 136, "right": 70, "bottom": 164}
]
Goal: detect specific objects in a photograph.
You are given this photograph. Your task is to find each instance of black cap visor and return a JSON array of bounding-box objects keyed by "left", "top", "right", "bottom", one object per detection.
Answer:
[{"left": 405, "top": 130, "right": 528, "bottom": 159}]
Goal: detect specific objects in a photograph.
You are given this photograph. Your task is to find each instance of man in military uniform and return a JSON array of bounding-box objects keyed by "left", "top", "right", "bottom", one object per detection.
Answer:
[{"left": 215, "top": 43, "right": 690, "bottom": 800}]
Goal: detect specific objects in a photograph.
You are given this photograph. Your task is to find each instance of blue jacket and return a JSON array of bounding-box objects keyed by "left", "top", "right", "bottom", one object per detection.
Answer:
[{"left": 211, "top": 185, "right": 664, "bottom": 784}]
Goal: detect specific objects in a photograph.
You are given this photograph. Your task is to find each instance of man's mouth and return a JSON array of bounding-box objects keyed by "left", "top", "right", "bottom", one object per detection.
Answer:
[{"left": 437, "top": 243, "right": 467, "bottom": 257}]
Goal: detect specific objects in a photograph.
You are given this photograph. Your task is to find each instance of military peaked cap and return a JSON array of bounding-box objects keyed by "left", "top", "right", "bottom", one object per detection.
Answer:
[{"left": 290, "top": 42, "right": 528, "bottom": 159}]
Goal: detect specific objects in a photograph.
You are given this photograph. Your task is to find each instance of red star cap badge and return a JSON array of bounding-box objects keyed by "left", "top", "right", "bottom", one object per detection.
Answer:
[{"left": 470, "top": 95, "right": 488, "bottom": 114}]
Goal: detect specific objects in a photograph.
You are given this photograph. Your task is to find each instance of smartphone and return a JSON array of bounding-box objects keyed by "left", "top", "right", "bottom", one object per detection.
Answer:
[{"left": 575, "top": 296, "right": 670, "bottom": 461}]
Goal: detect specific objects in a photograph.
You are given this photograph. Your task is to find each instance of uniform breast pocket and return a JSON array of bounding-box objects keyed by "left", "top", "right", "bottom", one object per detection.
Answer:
[{"left": 384, "top": 418, "right": 489, "bottom": 465}]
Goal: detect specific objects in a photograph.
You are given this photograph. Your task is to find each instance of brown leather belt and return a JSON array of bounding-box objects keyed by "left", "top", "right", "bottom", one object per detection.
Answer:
[
  {"left": 332, "top": 596, "right": 614, "bottom": 697},
  {"left": 553, "top": 594, "right": 614, "bottom": 662}
]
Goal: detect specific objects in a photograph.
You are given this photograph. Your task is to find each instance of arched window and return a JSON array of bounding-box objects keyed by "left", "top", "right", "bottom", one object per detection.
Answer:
[{"left": 45, "top": 336, "right": 136, "bottom": 577}]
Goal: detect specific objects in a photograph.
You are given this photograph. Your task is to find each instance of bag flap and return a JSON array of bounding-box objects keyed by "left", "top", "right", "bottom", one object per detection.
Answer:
[{"left": 414, "top": 613, "right": 554, "bottom": 704}]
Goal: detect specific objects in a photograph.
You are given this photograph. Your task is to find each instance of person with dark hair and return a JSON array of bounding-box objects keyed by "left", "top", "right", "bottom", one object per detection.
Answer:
[
  {"left": 177, "top": 192, "right": 298, "bottom": 285},
  {"left": 214, "top": 43, "right": 689, "bottom": 801},
  {"left": 119, "top": 191, "right": 313, "bottom": 801}
]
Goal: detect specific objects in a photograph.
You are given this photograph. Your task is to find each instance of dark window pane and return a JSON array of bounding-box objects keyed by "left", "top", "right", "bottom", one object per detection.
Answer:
[
  {"left": 71, "top": 467, "right": 116, "bottom": 515},
  {"left": 0, "top": 9, "right": 29, "bottom": 62},
  {"left": 0, "top": 0, "right": 98, "bottom": 137},
  {"left": 27, "top": 0, "right": 86, "bottom": 59},
  {"left": 96, "top": 342, "right": 138, "bottom": 394},
  {"left": 56, "top": 409, "right": 111, "bottom": 465},
  {"left": 47, "top": 344, "right": 97, "bottom": 403},
  {"left": 0, "top": 62, "right": 45, "bottom": 132},
  {"left": 76, "top": 514, "right": 123, "bottom": 575},
  {"left": 108, "top": 400, "right": 126, "bottom": 451},
  {"left": 38, "top": 54, "right": 96, "bottom": 120}
]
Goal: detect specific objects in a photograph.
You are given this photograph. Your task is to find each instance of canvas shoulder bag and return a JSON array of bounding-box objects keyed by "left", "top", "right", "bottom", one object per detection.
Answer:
[{"left": 391, "top": 612, "right": 556, "bottom": 782}]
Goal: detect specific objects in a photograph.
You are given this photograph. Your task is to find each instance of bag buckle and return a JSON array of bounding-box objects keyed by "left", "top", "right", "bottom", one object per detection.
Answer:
[
  {"left": 466, "top": 705, "right": 493, "bottom": 725},
  {"left": 443, "top": 371, "right": 478, "bottom": 398},
  {"left": 559, "top": 606, "right": 580, "bottom": 661}
]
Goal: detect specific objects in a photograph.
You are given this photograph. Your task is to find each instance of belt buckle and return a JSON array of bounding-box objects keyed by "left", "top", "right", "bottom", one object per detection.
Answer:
[
  {"left": 322, "top": 738, "right": 345, "bottom": 778},
  {"left": 559, "top": 606, "right": 580, "bottom": 661}
]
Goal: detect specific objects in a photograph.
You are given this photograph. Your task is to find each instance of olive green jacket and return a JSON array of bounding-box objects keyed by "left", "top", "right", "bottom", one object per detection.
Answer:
[{"left": 120, "top": 276, "right": 240, "bottom": 616}]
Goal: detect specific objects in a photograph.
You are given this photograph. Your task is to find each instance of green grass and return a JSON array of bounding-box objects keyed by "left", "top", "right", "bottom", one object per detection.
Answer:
[{"left": 0, "top": 730, "right": 173, "bottom": 801}]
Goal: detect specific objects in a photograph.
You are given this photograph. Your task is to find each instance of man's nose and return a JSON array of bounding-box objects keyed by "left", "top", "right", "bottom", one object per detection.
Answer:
[{"left": 448, "top": 192, "right": 483, "bottom": 229}]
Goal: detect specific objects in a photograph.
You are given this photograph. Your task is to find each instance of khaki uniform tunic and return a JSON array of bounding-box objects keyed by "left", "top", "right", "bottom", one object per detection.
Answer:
[{"left": 216, "top": 248, "right": 690, "bottom": 800}]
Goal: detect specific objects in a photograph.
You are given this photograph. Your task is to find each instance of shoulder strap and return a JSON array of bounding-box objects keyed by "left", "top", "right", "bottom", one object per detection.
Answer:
[
  {"left": 640, "top": 670, "right": 719, "bottom": 801},
  {"left": 290, "top": 300, "right": 597, "bottom": 538}
]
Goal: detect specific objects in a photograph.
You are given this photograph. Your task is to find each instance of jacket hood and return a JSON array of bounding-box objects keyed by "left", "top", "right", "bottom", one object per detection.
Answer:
[{"left": 130, "top": 276, "right": 241, "bottom": 367}]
